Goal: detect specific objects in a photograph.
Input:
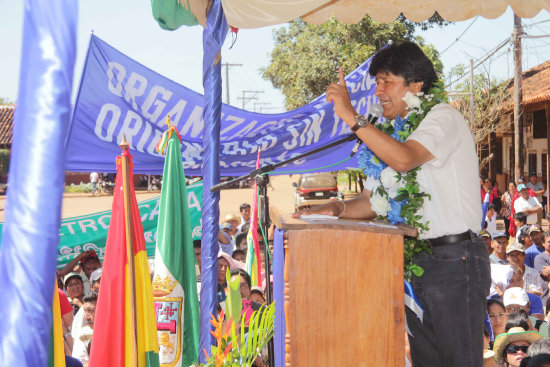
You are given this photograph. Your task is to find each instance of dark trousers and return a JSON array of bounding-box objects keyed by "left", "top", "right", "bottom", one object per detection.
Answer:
[
  {"left": 406, "top": 234, "right": 491, "bottom": 367},
  {"left": 504, "top": 217, "right": 510, "bottom": 237}
]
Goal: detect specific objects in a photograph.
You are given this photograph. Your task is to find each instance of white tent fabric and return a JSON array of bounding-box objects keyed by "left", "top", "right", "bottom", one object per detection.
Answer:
[{"left": 219, "top": 0, "right": 550, "bottom": 28}]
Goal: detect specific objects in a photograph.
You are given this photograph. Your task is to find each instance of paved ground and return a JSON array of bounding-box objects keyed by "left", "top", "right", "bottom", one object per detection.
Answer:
[{"left": 0, "top": 175, "right": 303, "bottom": 221}]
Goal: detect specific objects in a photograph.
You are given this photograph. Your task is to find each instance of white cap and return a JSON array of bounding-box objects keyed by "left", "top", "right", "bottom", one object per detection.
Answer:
[{"left": 503, "top": 287, "right": 529, "bottom": 307}]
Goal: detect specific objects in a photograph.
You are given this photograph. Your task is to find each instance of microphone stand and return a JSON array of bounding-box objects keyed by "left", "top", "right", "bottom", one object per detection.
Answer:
[{"left": 210, "top": 132, "right": 360, "bottom": 367}]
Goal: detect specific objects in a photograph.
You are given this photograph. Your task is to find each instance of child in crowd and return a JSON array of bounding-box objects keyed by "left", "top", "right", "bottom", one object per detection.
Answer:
[
  {"left": 514, "top": 212, "right": 528, "bottom": 244},
  {"left": 486, "top": 204, "right": 497, "bottom": 235}
]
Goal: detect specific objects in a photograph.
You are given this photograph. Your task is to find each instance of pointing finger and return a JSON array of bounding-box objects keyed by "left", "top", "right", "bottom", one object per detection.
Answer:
[{"left": 338, "top": 66, "right": 346, "bottom": 87}]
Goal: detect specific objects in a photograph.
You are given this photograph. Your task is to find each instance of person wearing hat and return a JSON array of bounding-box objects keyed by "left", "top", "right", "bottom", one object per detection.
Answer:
[
  {"left": 514, "top": 184, "right": 542, "bottom": 225},
  {"left": 218, "top": 222, "right": 234, "bottom": 256},
  {"left": 64, "top": 272, "right": 84, "bottom": 315},
  {"left": 480, "top": 230, "right": 492, "bottom": 254},
  {"left": 525, "top": 225, "right": 545, "bottom": 268},
  {"left": 506, "top": 243, "right": 543, "bottom": 298},
  {"left": 526, "top": 172, "right": 545, "bottom": 226},
  {"left": 249, "top": 286, "right": 266, "bottom": 305},
  {"left": 224, "top": 213, "right": 240, "bottom": 235},
  {"left": 490, "top": 231, "right": 510, "bottom": 265},
  {"left": 493, "top": 327, "right": 542, "bottom": 367},
  {"left": 89, "top": 268, "right": 102, "bottom": 291},
  {"left": 534, "top": 231, "right": 550, "bottom": 305},
  {"left": 61, "top": 250, "right": 101, "bottom": 297}
]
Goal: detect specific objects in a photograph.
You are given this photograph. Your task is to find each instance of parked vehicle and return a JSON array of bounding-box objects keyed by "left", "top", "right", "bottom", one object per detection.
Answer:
[{"left": 293, "top": 172, "right": 340, "bottom": 212}]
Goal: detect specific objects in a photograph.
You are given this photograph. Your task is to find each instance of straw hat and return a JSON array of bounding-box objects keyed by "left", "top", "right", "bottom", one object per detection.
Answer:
[
  {"left": 224, "top": 213, "right": 240, "bottom": 223},
  {"left": 493, "top": 327, "right": 542, "bottom": 364}
]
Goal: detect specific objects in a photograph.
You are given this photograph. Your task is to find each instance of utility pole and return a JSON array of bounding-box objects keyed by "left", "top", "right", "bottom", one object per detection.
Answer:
[
  {"left": 513, "top": 14, "right": 524, "bottom": 182},
  {"left": 238, "top": 90, "right": 263, "bottom": 110},
  {"left": 222, "top": 62, "right": 242, "bottom": 104},
  {"left": 469, "top": 59, "right": 475, "bottom": 128},
  {"left": 254, "top": 102, "right": 270, "bottom": 112}
]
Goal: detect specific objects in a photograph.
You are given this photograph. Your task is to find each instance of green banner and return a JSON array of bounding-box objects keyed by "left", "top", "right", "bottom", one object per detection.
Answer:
[{"left": 0, "top": 182, "right": 203, "bottom": 268}]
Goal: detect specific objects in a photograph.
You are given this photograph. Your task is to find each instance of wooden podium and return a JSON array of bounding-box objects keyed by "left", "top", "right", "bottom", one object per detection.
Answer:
[{"left": 271, "top": 208, "right": 417, "bottom": 367}]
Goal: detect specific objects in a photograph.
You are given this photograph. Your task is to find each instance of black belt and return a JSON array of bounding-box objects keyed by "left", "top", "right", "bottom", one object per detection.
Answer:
[{"left": 427, "top": 230, "right": 475, "bottom": 247}]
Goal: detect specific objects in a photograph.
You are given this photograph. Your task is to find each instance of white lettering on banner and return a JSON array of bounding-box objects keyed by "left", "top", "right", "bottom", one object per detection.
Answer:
[
  {"left": 188, "top": 191, "right": 201, "bottom": 211},
  {"left": 124, "top": 72, "right": 148, "bottom": 110},
  {"left": 116, "top": 110, "right": 143, "bottom": 149},
  {"left": 149, "top": 199, "right": 160, "bottom": 221},
  {"left": 298, "top": 111, "right": 324, "bottom": 146},
  {"left": 222, "top": 141, "right": 247, "bottom": 156},
  {"left": 220, "top": 115, "right": 246, "bottom": 137},
  {"left": 329, "top": 113, "right": 344, "bottom": 138},
  {"left": 79, "top": 219, "right": 98, "bottom": 233},
  {"left": 138, "top": 204, "right": 150, "bottom": 222},
  {"left": 142, "top": 85, "right": 173, "bottom": 123},
  {"left": 136, "top": 122, "right": 152, "bottom": 152},
  {"left": 178, "top": 105, "right": 204, "bottom": 138},
  {"left": 181, "top": 141, "right": 202, "bottom": 163},
  {"left": 226, "top": 120, "right": 258, "bottom": 141},
  {"left": 62, "top": 222, "right": 77, "bottom": 235},
  {"left": 248, "top": 120, "right": 280, "bottom": 136},
  {"left": 97, "top": 214, "right": 110, "bottom": 229},
  {"left": 282, "top": 125, "right": 300, "bottom": 150},
  {"left": 107, "top": 62, "right": 126, "bottom": 97},
  {"left": 95, "top": 104, "right": 122, "bottom": 142},
  {"left": 257, "top": 134, "right": 278, "bottom": 151},
  {"left": 159, "top": 99, "right": 187, "bottom": 128}
]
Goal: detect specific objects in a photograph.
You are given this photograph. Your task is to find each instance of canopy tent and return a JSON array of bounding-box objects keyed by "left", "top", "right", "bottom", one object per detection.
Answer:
[{"left": 164, "top": 0, "right": 550, "bottom": 29}]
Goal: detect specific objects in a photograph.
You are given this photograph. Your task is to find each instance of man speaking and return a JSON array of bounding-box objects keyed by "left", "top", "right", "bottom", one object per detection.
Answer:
[{"left": 294, "top": 41, "right": 490, "bottom": 367}]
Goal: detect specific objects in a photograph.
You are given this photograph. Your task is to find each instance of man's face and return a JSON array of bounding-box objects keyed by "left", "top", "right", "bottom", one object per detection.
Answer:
[
  {"left": 483, "top": 236, "right": 492, "bottom": 253},
  {"left": 233, "top": 252, "right": 246, "bottom": 263},
  {"left": 520, "top": 188, "right": 529, "bottom": 200},
  {"left": 506, "top": 303, "right": 530, "bottom": 315},
  {"left": 66, "top": 278, "right": 84, "bottom": 299},
  {"left": 91, "top": 279, "right": 100, "bottom": 291},
  {"left": 240, "top": 207, "right": 251, "bottom": 221},
  {"left": 531, "top": 231, "right": 543, "bottom": 247},
  {"left": 507, "top": 251, "right": 526, "bottom": 268},
  {"left": 543, "top": 236, "right": 550, "bottom": 253},
  {"left": 218, "top": 258, "right": 229, "bottom": 283},
  {"left": 523, "top": 234, "right": 533, "bottom": 249},
  {"left": 530, "top": 175, "right": 537, "bottom": 184},
  {"left": 509, "top": 183, "right": 516, "bottom": 193},
  {"left": 83, "top": 301, "right": 97, "bottom": 329},
  {"left": 486, "top": 208, "right": 495, "bottom": 218},
  {"left": 514, "top": 218, "right": 521, "bottom": 227},
  {"left": 508, "top": 270, "right": 524, "bottom": 288},
  {"left": 492, "top": 237, "right": 508, "bottom": 257},
  {"left": 374, "top": 72, "right": 422, "bottom": 120},
  {"left": 236, "top": 275, "right": 250, "bottom": 300},
  {"left": 250, "top": 292, "right": 265, "bottom": 305},
  {"left": 83, "top": 257, "right": 100, "bottom": 278},
  {"left": 194, "top": 247, "right": 201, "bottom": 269}
]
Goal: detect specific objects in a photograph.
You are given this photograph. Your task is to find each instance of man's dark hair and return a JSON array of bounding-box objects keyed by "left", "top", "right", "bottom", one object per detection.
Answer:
[
  {"left": 239, "top": 203, "right": 251, "bottom": 211},
  {"left": 369, "top": 41, "right": 438, "bottom": 94},
  {"left": 229, "top": 268, "right": 251, "bottom": 289},
  {"left": 519, "top": 227, "right": 531, "bottom": 245},
  {"left": 488, "top": 204, "right": 495, "bottom": 211},
  {"left": 83, "top": 291, "right": 98, "bottom": 304},
  {"left": 505, "top": 309, "right": 530, "bottom": 332},
  {"left": 514, "top": 212, "right": 527, "bottom": 224},
  {"left": 193, "top": 239, "right": 201, "bottom": 249},
  {"left": 235, "top": 233, "right": 247, "bottom": 247},
  {"left": 542, "top": 231, "right": 550, "bottom": 241},
  {"left": 232, "top": 249, "right": 245, "bottom": 259}
]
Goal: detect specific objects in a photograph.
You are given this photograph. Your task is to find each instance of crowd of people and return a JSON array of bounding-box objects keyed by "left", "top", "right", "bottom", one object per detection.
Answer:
[
  {"left": 56, "top": 201, "right": 272, "bottom": 367},
  {"left": 484, "top": 173, "right": 550, "bottom": 367}
]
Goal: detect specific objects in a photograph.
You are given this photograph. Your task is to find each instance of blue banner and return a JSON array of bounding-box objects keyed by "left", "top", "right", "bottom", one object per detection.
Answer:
[{"left": 66, "top": 35, "right": 378, "bottom": 175}]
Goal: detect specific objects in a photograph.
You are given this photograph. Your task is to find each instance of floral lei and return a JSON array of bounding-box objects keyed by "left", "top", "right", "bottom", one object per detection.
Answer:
[{"left": 356, "top": 81, "right": 448, "bottom": 279}]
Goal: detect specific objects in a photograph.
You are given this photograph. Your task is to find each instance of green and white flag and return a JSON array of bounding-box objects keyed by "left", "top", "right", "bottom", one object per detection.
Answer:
[{"left": 152, "top": 129, "right": 200, "bottom": 367}]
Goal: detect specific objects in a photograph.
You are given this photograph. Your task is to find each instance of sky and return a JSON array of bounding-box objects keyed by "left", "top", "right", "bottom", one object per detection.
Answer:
[{"left": 1, "top": 1, "right": 550, "bottom": 112}]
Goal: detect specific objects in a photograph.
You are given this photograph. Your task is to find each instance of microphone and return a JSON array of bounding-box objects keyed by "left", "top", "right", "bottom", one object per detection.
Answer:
[{"left": 350, "top": 104, "right": 383, "bottom": 157}]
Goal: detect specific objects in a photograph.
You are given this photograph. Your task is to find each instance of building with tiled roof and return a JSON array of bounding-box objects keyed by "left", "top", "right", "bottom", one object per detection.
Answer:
[
  {"left": 488, "top": 60, "right": 550, "bottom": 192},
  {"left": 0, "top": 105, "right": 14, "bottom": 149}
]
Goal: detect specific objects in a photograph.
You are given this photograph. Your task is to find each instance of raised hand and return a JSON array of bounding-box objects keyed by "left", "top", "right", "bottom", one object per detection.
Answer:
[{"left": 325, "top": 67, "right": 357, "bottom": 124}]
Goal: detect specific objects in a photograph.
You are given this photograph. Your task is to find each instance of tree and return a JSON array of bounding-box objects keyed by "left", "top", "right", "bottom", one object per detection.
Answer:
[
  {"left": 261, "top": 15, "right": 446, "bottom": 110},
  {"left": 0, "top": 97, "right": 13, "bottom": 105}
]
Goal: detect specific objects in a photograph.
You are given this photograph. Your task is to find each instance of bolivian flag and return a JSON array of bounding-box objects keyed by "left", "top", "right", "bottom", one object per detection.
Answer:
[
  {"left": 89, "top": 149, "right": 160, "bottom": 366},
  {"left": 246, "top": 150, "right": 263, "bottom": 287}
]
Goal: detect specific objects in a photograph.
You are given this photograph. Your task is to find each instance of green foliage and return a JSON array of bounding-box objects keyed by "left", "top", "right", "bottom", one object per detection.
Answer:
[
  {"left": 64, "top": 182, "right": 93, "bottom": 193},
  {"left": 0, "top": 149, "right": 10, "bottom": 175},
  {"left": 0, "top": 97, "right": 13, "bottom": 105},
  {"left": 262, "top": 16, "right": 446, "bottom": 110},
  {"left": 200, "top": 303, "right": 275, "bottom": 367}
]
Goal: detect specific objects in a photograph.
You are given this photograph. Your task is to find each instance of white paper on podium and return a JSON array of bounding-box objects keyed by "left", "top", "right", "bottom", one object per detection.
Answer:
[{"left": 299, "top": 214, "right": 339, "bottom": 220}]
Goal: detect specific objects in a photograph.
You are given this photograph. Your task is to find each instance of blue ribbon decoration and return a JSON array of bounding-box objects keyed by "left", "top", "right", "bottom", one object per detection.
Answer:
[
  {"left": 0, "top": 0, "right": 77, "bottom": 365},
  {"left": 404, "top": 280, "right": 424, "bottom": 336},
  {"left": 273, "top": 228, "right": 286, "bottom": 367},
  {"left": 198, "top": 0, "right": 228, "bottom": 363}
]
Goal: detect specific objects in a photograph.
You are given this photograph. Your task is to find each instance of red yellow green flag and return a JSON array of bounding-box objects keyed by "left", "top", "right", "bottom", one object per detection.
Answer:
[
  {"left": 89, "top": 150, "right": 160, "bottom": 367},
  {"left": 48, "top": 281, "right": 66, "bottom": 367},
  {"left": 246, "top": 150, "right": 263, "bottom": 287}
]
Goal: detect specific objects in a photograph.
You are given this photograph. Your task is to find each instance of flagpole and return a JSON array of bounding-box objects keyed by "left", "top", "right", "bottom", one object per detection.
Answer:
[{"left": 120, "top": 135, "right": 139, "bottom": 366}]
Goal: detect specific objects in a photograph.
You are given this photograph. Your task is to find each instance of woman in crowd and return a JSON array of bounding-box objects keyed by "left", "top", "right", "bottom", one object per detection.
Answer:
[
  {"left": 488, "top": 299, "right": 508, "bottom": 339},
  {"left": 493, "top": 327, "right": 541, "bottom": 367},
  {"left": 501, "top": 182, "right": 517, "bottom": 237}
]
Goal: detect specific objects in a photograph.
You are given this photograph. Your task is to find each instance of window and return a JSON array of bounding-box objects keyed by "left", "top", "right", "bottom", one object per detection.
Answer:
[
  {"left": 529, "top": 153, "right": 537, "bottom": 176},
  {"left": 533, "top": 109, "right": 547, "bottom": 139}
]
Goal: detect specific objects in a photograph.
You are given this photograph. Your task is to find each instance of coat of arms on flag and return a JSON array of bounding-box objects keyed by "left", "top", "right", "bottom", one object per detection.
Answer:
[{"left": 154, "top": 274, "right": 183, "bottom": 366}]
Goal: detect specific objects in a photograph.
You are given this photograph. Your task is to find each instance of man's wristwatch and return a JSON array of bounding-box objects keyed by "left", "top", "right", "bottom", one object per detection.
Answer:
[{"left": 351, "top": 114, "right": 370, "bottom": 132}]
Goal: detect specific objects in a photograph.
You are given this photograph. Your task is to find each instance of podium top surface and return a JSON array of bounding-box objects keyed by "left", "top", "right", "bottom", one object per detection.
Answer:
[{"left": 270, "top": 206, "right": 418, "bottom": 237}]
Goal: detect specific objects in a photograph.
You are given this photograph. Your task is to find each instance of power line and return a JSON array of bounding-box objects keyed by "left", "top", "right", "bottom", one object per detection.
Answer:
[{"left": 440, "top": 16, "right": 479, "bottom": 56}]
